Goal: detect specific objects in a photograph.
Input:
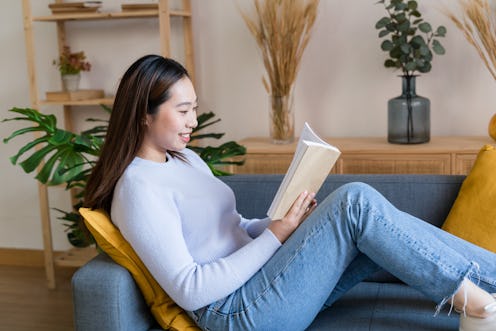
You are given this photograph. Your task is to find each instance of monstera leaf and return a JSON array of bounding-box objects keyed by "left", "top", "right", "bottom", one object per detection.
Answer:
[{"left": 3, "top": 107, "right": 101, "bottom": 187}]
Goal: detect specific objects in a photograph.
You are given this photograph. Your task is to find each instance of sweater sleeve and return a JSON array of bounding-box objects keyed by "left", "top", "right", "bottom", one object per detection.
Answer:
[
  {"left": 239, "top": 216, "right": 272, "bottom": 238},
  {"left": 112, "top": 177, "right": 281, "bottom": 311}
]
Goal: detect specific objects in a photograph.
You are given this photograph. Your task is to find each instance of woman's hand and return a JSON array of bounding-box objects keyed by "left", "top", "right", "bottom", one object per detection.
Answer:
[{"left": 268, "top": 191, "right": 317, "bottom": 243}]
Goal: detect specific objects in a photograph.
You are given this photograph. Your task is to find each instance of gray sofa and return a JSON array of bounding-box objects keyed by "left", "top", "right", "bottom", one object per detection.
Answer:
[{"left": 73, "top": 174, "right": 464, "bottom": 330}]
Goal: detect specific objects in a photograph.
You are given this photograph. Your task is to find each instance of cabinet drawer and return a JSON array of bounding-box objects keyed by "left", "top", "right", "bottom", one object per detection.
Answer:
[{"left": 338, "top": 154, "right": 451, "bottom": 174}]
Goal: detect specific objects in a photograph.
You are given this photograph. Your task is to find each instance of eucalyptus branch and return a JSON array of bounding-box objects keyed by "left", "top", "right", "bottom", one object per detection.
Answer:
[{"left": 376, "top": 0, "right": 447, "bottom": 76}]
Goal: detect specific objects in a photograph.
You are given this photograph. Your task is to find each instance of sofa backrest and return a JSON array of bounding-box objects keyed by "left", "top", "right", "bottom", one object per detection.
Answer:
[
  {"left": 222, "top": 174, "right": 464, "bottom": 230},
  {"left": 222, "top": 174, "right": 465, "bottom": 283}
]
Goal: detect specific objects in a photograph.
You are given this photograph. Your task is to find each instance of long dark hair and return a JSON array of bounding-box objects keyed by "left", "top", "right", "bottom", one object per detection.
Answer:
[{"left": 84, "top": 55, "right": 189, "bottom": 212}]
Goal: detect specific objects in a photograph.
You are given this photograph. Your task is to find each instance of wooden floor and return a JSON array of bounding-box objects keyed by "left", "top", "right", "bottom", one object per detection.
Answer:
[{"left": 0, "top": 265, "right": 76, "bottom": 331}]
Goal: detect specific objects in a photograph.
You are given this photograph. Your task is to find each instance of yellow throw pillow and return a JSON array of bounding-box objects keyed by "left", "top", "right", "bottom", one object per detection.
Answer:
[
  {"left": 442, "top": 144, "right": 496, "bottom": 253},
  {"left": 79, "top": 208, "right": 200, "bottom": 331}
]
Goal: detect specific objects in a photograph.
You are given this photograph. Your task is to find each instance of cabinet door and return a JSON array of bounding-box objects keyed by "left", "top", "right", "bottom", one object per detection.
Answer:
[
  {"left": 339, "top": 154, "right": 451, "bottom": 174},
  {"left": 234, "top": 154, "right": 293, "bottom": 174},
  {"left": 454, "top": 154, "right": 477, "bottom": 175}
]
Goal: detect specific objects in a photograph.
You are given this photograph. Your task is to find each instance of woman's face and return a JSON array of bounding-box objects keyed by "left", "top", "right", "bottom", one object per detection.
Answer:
[{"left": 143, "top": 76, "right": 198, "bottom": 158}]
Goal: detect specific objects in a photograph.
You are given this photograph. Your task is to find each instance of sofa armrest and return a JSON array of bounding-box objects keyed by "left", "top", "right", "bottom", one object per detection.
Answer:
[{"left": 72, "top": 253, "right": 156, "bottom": 331}]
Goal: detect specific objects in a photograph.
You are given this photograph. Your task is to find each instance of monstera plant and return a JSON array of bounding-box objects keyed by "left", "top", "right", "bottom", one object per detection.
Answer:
[{"left": 3, "top": 106, "right": 246, "bottom": 247}]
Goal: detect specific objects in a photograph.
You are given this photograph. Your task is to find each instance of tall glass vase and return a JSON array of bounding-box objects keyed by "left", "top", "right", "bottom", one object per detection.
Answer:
[
  {"left": 269, "top": 93, "right": 295, "bottom": 144},
  {"left": 388, "top": 75, "right": 430, "bottom": 144}
]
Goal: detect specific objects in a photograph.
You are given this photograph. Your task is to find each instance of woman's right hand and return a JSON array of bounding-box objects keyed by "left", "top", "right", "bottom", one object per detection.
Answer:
[{"left": 268, "top": 191, "right": 316, "bottom": 243}]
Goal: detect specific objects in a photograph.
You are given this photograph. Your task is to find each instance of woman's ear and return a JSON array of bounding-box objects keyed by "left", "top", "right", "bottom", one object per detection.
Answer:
[{"left": 143, "top": 114, "right": 153, "bottom": 127}]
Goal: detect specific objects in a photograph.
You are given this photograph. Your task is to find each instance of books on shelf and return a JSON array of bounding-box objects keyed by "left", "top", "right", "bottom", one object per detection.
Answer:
[
  {"left": 121, "top": 3, "right": 159, "bottom": 11},
  {"left": 267, "top": 123, "right": 341, "bottom": 220},
  {"left": 48, "top": 1, "right": 102, "bottom": 14}
]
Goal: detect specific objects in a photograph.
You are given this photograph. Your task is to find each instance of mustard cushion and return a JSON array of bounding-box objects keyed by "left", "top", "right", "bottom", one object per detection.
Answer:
[
  {"left": 79, "top": 208, "right": 200, "bottom": 331},
  {"left": 442, "top": 144, "right": 496, "bottom": 253}
]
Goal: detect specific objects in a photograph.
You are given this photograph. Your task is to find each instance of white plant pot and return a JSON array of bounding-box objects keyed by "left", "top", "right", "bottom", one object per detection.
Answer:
[{"left": 62, "top": 74, "right": 81, "bottom": 92}]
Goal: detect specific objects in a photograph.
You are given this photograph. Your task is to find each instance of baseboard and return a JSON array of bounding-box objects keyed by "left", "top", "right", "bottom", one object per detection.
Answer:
[{"left": 0, "top": 248, "right": 63, "bottom": 267}]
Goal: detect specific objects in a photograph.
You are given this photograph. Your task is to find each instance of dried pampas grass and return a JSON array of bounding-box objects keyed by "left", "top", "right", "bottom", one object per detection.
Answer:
[
  {"left": 446, "top": 0, "right": 496, "bottom": 80},
  {"left": 240, "top": 0, "right": 319, "bottom": 97}
]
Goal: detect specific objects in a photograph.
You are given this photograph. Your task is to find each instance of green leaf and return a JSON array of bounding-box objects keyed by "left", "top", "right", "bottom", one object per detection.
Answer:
[
  {"left": 48, "top": 129, "right": 73, "bottom": 146},
  {"left": 390, "top": 46, "right": 402, "bottom": 59},
  {"left": 379, "top": 29, "right": 391, "bottom": 38},
  {"left": 8, "top": 136, "right": 48, "bottom": 165},
  {"left": 375, "top": 17, "right": 391, "bottom": 29},
  {"left": 418, "top": 22, "right": 432, "bottom": 33},
  {"left": 48, "top": 151, "right": 85, "bottom": 186},
  {"left": 432, "top": 39, "right": 446, "bottom": 55},
  {"left": 417, "top": 62, "right": 432, "bottom": 73},
  {"left": 436, "top": 26, "right": 447, "bottom": 37},
  {"left": 395, "top": 2, "right": 407, "bottom": 11},
  {"left": 419, "top": 45, "right": 430, "bottom": 56},
  {"left": 384, "top": 59, "right": 397, "bottom": 68},
  {"left": 3, "top": 126, "right": 44, "bottom": 144},
  {"left": 412, "top": 18, "right": 423, "bottom": 25},
  {"left": 381, "top": 40, "right": 394, "bottom": 51},
  {"left": 190, "top": 133, "right": 224, "bottom": 140},
  {"left": 410, "top": 10, "right": 421, "bottom": 17},
  {"left": 397, "top": 20, "right": 410, "bottom": 32},
  {"left": 35, "top": 148, "right": 66, "bottom": 184},
  {"left": 415, "top": 58, "right": 425, "bottom": 67},
  {"left": 394, "top": 13, "right": 407, "bottom": 23},
  {"left": 407, "top": 0, "right": 417, "bottom": 10},
  {"left": 410, "top": 36, "right": 427, "bottom": 48},
  {"left": 19, "top": 144, "right": 57, "bottom": 174},
  {"left": 400, "top": 44, "right": 411, "bottom": 54},
  {"left": 74, "top": 135, "right": 93, "bottom": 148},
  {"left": 405, "top": 61, "right": 416, "bottom": 71}
]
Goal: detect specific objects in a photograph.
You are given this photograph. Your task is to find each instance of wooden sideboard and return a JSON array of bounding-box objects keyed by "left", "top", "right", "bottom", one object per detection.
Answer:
[{"left": 229, "top": 136, "right": 494, "bottom": 175}]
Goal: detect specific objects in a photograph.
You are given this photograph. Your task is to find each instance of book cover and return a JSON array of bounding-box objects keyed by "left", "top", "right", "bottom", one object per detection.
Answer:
[{"left": 267, "top": 123, "right": 341, "bottom": 220}]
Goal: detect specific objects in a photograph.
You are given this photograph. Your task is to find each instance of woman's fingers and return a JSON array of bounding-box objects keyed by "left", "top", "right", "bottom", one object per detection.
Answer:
[{"left": 288, "top": 191, "right": 315, "bottom": 219}]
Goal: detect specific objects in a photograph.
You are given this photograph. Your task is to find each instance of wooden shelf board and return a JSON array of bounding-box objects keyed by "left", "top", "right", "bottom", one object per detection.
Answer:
[
  {"left": 54, "top": 246, "right": 98, "bottom": 267},
  {"left": 39, "top": 97, "right": 114, "bottom": 106},
  {"left": 33, "top": 9, "right": 191, "bottom": 21}
]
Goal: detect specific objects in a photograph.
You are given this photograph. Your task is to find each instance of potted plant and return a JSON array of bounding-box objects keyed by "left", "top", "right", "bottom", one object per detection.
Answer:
[
  {"left": 3, "top": 107, "right": 245, "bottom": 247},
  {"left": 375, "top": 0, "right": 447, "bottom": 144},
  {"left": 53, "top": 45, "right": 91, "bottom": 92},
  {"left": 240, "top": 0, "right": 319, "bottom": 144},
  {"left": 445, "top": 0, "right": 496, "bottom": 141}
]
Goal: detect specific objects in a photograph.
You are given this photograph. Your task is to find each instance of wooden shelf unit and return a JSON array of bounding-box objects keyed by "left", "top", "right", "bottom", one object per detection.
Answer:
[
  {"left": 230, "top": 136, "right": 494, "bottom": 175},
  {"left": 21, "top": 0, "right": 195, "bottom": 289}
]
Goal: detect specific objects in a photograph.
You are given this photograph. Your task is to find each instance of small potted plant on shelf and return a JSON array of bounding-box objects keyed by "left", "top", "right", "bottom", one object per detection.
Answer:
[
  {"left": 375, "top": 0, "right": 446, "bottom": 144},
  {"left": 53, "top": 45, "right": 91, "bottom": 92}
]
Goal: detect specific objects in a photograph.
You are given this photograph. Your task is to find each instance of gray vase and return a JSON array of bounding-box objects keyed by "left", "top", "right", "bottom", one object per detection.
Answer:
[{"left": 388, "top": 75, "right": 430, "bottom": 144}]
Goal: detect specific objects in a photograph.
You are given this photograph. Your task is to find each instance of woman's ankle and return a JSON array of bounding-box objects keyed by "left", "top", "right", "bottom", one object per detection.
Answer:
[{"left": 452, "top": 279, "right": 496, "bottom": 319}]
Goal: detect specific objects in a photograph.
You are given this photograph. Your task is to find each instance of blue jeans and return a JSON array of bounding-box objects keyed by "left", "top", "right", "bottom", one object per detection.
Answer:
[{"left": 188, "top": 182, "right": 496, "bottom": 331}]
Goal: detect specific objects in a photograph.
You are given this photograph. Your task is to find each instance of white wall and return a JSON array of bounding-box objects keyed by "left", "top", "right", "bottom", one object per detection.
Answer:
[{"left": 1, "top": 0, "right": 495, "bottom": 250}]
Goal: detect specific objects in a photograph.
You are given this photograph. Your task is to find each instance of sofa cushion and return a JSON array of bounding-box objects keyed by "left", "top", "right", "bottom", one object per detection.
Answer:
[
  {"left": 79, "top": 208, "right": 200, "bottom": 331},
  {"left": 307, "top": 282, "right": 458, "bottom": 330},
  {"left": 442, "top": 144, "right": 496, "bottom": 252}
]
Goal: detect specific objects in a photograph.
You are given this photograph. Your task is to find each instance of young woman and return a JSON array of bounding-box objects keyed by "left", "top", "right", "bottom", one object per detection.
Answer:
[{"left": 84, "top": 55, "right": 496, "bottom": 331}]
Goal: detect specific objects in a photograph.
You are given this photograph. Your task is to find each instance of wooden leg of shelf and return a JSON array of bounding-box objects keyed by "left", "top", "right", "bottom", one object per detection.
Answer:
[
  {"left": 38, "top": 182, "right": 56, "bottom": 289},
  {"left": 158, "top": 0, "right": 171, "bottom": 57},
  {"left": 182, "top": 0, "right": 195, "bottom": 84}
]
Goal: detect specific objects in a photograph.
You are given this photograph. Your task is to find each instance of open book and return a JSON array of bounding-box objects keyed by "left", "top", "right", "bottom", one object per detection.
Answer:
[{"left": 267, "top": 123, "right": 341, "bottom": 219}]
